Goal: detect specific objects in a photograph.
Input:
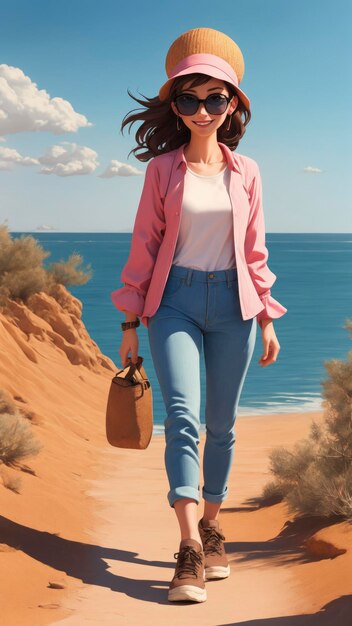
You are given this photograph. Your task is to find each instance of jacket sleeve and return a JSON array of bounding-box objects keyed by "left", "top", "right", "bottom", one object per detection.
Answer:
[
  {"left": 111, "top": 158, "right": 165, "bottom": 316},
  {"left": 245, "top": 160, "right": 287, "bottom": 327}
]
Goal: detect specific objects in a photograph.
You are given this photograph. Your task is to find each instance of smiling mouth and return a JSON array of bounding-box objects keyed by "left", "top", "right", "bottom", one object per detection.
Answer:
[{"left": 193, "top": 121, "right": 213, "bottom": 126}]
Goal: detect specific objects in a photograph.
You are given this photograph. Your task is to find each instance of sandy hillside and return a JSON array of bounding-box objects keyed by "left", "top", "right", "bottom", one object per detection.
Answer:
[{"left": 0, "top": 286, "right": 115, "bottom": 625}]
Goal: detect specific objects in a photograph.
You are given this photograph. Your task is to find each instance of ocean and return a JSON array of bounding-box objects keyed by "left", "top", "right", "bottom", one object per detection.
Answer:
[{"left": 11, "top": 232, "right": 352, "bottom": 431}]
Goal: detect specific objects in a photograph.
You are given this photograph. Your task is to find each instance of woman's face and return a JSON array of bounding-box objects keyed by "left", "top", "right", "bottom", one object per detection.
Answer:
[{"left": 170, "top": 77, "right": 238, "bottom": 137}]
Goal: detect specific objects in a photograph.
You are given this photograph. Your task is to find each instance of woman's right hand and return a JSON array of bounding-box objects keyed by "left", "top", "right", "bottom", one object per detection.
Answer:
[{"left": 119, "top": 328, "right": 139, "bottom": 367}]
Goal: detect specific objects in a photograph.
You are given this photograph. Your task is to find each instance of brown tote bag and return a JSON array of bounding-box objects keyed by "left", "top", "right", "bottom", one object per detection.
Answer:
[{"left": 105, "top": 355, "right": 153, "bottom": 449}]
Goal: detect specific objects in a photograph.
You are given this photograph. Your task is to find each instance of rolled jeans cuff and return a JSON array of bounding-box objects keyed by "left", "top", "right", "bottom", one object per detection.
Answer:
[
  {"left": 168, "top": 486, "right": 200, "bottom": 508},
  {"left": 202, "top": 486, "right": 229, "bottom": 503}
]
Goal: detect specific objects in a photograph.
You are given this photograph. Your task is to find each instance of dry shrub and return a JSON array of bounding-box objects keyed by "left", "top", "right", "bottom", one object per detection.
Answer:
[
  {"left": 46, "top": 253, "right": 92, "bottom": 288},
  {"left": 0, "top": 412, "right": 42, "bottom": 468},
  {"left": 0, "top": 225, "right": 49, "bottom": 304},
  {"left": 0, "top": 391, "right": 42, "bottom": 480},
  {"left": 261, "top": 480, "right": 287, "bottom": 505},
  {"left": 0, "top": 224, "right": 91, "bottom": 306},
  {"left": 262, "top": 319, "right": 352, "bottom": 522}
]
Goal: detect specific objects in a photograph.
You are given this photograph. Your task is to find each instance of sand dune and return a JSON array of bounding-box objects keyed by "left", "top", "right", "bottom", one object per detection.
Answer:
[{"left": 0, "top": 288, "right": 351, "bottom": 625}]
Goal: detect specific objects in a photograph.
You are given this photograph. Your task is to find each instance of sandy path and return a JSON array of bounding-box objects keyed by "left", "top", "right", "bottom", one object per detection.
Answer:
[{"left": 50, "top": 411, "right": 350, "bottom": 626}]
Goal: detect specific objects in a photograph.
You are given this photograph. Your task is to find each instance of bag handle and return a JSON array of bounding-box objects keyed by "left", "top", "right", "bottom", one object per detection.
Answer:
[
  {"left": 115, "top": 356, "right": 143, "bottom": 378},
  {"left": 122, "top": 356, "right": 150, "bottom": 396},
  {"left": 123, "top": 356, "right": 144, "bottom": 382}
]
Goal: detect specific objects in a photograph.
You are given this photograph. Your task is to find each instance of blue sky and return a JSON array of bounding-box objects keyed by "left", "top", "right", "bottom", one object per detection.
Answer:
[{"left": 1, "top": 0, "right": 351, "bottom": 232}]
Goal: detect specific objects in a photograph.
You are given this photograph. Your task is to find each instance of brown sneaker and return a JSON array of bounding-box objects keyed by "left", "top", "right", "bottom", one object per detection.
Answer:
[
  {"left": 168, "top": 538, "right": 207, "bottom": 602},
  {"left": 198, "top": 518, "right": 231, "bottom": 580}
]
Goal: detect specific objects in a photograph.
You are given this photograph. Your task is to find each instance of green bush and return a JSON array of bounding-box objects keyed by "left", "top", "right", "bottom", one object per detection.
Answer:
[
  {"left": 262, "top": 319, "right": 352, "bottom": 522},
  {"left": 0, "top": 224, "right": 91, "bottom": 306}
]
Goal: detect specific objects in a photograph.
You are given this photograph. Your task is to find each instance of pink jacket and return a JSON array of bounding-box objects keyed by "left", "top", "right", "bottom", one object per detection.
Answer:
[{"left": 111, "top": 141, "right": 287, "bottom": 329}]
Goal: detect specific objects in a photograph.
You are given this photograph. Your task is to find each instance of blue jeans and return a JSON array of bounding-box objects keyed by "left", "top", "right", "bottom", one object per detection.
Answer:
[{"left": 148, "top": 264, "right": 257, "bottom": 508}]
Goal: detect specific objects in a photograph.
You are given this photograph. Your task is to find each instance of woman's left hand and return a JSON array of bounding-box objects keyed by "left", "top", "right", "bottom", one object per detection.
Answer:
[{"left": 258, "top": 320, "right": 280, "bottom": 367}]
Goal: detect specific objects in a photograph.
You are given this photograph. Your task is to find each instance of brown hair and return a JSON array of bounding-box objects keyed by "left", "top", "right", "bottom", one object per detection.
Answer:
[{"left": 120, "top": 73, "right": 251, "bottom": 162}]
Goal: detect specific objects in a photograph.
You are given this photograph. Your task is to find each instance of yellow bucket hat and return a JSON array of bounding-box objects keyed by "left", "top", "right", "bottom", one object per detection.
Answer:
[{"left": 158, "top": 27, "right": 250, "bottom": 110}]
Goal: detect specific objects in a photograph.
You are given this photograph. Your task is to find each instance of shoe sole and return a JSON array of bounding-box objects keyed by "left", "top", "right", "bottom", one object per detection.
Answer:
[
  {"left": 168, "top": 584, "right": 207, "bottom": 602},
  {"left": 205, "top": 564, "right": 231, "bottom": 580}
]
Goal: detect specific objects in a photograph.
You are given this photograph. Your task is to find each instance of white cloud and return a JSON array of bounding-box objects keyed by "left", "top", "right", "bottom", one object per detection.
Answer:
[
  {"left": 0, "top": 144, "right": 39, "bottom": 170},
  {"left": 303, "top": 166, "right": 323, "bottom": 173},
  {"left": 99, "top": 160, "right": 144, "bottom": 178},
  {"left": 0, "top": 64, "right": 93, "bottom": 135},
  {"left": 37, "top": 142, "right": 99, "bottom": 176}
]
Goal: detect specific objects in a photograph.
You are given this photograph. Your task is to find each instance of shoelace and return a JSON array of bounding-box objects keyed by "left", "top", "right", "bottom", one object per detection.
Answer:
[
  {"left": 173, "top": 545, "right": 203, "bottom": 579},
  {"left": 201, "top": 527, "right": 226, "bottom": 555}
]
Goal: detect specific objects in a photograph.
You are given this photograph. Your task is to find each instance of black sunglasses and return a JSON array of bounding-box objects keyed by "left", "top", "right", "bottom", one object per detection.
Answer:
[{"left": 173, "top": 93, "right": 233, "bottom": 116}]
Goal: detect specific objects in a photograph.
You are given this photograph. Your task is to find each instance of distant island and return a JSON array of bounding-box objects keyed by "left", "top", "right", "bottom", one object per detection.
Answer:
[
  {"left": 9, "top": 226, "right": 135, "bottom": 234},
  {"left": 35, "top": 224, "right": 58, "bottom": 231}
]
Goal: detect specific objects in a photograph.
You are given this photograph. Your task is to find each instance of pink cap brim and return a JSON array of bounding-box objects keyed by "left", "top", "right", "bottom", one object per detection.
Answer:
[{"left": 159, "top": 53, "right": 250, "bottom": 110}]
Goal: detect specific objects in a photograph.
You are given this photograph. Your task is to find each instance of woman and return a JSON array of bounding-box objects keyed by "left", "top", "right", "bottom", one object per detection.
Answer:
[{"left": 111, "top": 27, "right": 287, "bottom": 603}]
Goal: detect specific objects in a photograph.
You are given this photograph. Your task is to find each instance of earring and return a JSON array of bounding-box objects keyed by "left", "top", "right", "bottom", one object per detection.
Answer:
[
  {"left": 176, "top": 115, "right": 181, "bottom": 131},
  {"left": 226, "top": 114, "right": 233, "bottom": 131}
]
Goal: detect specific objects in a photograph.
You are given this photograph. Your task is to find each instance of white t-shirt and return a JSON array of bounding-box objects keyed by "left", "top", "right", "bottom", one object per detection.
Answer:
[{"left": 172, "top": 164, "right": 236, "bottom": 271}]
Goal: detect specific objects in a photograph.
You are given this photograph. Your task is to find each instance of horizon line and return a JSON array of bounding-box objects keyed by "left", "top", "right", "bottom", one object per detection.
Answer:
[{"left": 8, "top": 230, "right": 352, "bottom": 235}]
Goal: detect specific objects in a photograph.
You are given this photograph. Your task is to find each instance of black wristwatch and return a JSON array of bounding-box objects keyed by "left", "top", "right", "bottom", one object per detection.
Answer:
[{"left": 121, "top": 319, "right": 140, "bottom": 331}]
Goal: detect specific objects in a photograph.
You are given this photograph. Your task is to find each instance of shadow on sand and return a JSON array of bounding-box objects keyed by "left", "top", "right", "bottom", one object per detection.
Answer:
[{"left": 1, "top": 510, "right": 350, "bottom": 618}]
